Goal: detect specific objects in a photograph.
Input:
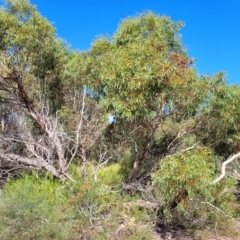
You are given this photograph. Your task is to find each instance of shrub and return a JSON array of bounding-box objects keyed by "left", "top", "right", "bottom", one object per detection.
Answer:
[
  {"left": 97, "top": 163, "right": 124, "bottom": 185},
  {"left": 65, "top": 169, "right": 153, "bottom": 239},
  {"left": 152, "top": 148, "right": 238, "bottom": 226},
  {"left": 0, "top": 173, "right": 79, "bottom": 240}
]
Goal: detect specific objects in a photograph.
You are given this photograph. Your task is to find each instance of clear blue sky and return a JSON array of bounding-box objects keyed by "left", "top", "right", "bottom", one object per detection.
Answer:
[{"left": 26, "top": 1, "right": 240, "bottom": 84}]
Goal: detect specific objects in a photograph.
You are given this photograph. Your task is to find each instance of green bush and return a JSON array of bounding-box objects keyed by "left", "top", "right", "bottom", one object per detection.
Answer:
[
  {"left": 0, "top": 173, "right": 79, "bottom": 240},
  {"left": 65, "top": 170, "right": 153, "bottom": 239},
  {"left": 0, "top": 166, "right": 156, "bottom": 239},
  {"left": 97, "top": 163, "right": 124, "bottom": 185},
  {"left": 152, "top": 148, "right": 238, "bottom": 225},
  {"left": 118, "top": 150, "right": 135, "bottom": 180}
]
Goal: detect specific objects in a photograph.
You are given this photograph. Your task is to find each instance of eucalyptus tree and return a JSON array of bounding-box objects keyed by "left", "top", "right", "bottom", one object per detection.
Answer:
[
  {"left": 0, "top": 0, "right": 68, "bottom": 179},
  {"left": 85, "top": 12, "right": 213, "bottom": 182}
]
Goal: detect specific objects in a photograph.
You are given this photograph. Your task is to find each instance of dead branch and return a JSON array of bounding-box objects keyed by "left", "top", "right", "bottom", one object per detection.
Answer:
[
  {"left": 65, "top": 86, "right": 87, "bottom": 170},
  {"left": 213, "top": 152, "right": 240, "bottom": 184},
  {"left": 0, "top": 153, "right": 67, "bottom": 180}
]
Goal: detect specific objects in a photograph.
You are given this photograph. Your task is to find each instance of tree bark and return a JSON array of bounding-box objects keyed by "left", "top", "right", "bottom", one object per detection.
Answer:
[
  {"left": 128, "top": 141, "right": 151, "bottom": 182},
  {"left": 128, "top": 120, "right": 159, "bottom": 183}
]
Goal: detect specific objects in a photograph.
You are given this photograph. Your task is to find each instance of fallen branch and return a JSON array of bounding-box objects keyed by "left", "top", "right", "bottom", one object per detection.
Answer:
[{"left": 0, "top": 153, "right": 68, "bottom": 181}]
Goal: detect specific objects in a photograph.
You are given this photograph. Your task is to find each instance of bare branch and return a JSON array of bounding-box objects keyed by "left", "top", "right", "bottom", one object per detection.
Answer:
[
  {"left": 66, "top": 86, "right": 87, "bottom": 170},
  {"left": 0, "top": 153, "right": 67, "bottom": 181},
  {"left": 200, "top": 201, "right": 234, "bottom": 220},
  {"left": 213, "top": 152, "right": 240, "bottom": 184}
]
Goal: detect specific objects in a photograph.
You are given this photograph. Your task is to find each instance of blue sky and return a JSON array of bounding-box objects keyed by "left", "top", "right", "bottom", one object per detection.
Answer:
[{"left": 30, "top": 1, "right": 240, "bottom": 84}]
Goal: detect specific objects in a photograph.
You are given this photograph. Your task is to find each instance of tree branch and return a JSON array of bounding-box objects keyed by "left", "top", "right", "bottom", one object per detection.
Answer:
[
  {"left": 0, "top": 152, "right": 67, "bottom": 181},
  {"left": 212, "top": 152, "right": 240, "bottom": 184}
]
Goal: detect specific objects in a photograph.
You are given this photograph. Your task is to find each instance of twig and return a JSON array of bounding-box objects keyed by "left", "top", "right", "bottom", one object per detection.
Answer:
[{"left": 200, "top": 201, "right": 234, "bottom": 220}]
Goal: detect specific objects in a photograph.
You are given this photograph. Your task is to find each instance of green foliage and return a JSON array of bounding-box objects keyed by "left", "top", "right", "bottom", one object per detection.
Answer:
[
  {"left": 185, "top": 177, "right": 239, "bottom": 231},
  {"left": 97, "top": 163, "right": 124, "bottom": 185},
  {"left": 83, "top": 11, "right": 215, "bottom": 184},
  {"left": 0, "top": 173, "right": 79, "bottom": 240},
  {"left": 113, "top": 12, "right": 183, "bottom": 49},
  {"left": 153, "top": 148, "right": 215, "bottom": 221},
  {"left": 0, "top": 168, "right": 154, "bottom": 239},
  {"left": 61, "top": 165, "right": 153, "bottom": 239},
  {"left": 86, "top": 12, "right": 208, "bottom": 121},
  {"left": 200, "top": 83, "right": 240, "bottom": 156},
  {"left": 211, "top": 178, "right": 238, "bottom": 218},
  {"left": 118, "top": 150, "right": 135, "bottom": 179},
  {"left": 152, "top": 148, "right": 239, "bottom": 226},
  {"left": 0, "top": 0, "right": 73, "bottom": 112}
]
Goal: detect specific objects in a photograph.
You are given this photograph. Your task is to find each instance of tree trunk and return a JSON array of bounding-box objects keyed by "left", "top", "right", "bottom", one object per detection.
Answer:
[
  {"left": 128, "top": 120, "right": 159, "bottom": 183},
  {"left": 128, "top": 142, "right": 151, "bottom": 183}
]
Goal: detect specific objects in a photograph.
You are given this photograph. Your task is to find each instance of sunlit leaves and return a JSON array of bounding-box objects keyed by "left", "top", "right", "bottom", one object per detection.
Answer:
[
  {"left": 199, "top": 83, "right": 240, "bottom": 155},
  {"left": 0, "top": 0, "right": 74, "bottom": 112},
  {"left": 152, "top": 148, "right": 216, "bottom": 220},
  {"left": 86, "top": 12, "right": 207, "bottom": 121}
]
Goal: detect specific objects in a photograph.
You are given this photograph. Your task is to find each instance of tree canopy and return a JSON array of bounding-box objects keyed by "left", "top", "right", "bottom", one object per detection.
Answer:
[{"left": 85, "top": 13, "right": 208, "bottom": 121}]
